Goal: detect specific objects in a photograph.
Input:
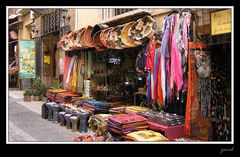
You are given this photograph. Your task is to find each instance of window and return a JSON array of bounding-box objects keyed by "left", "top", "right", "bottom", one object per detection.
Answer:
[{"left": 102, "top": 8, "right": 137, "bottom": 20}]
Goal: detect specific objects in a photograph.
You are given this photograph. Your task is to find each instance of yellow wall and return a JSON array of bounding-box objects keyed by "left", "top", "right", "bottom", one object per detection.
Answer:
[
  {"left": 18, "top": 13, "right": 31, "bottom": 40},
  {"left": 75, "top": 9, "right": 103, "bottom": 29}
]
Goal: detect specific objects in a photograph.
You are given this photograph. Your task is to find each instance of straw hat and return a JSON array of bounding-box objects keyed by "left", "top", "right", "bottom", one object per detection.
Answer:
[
  {"left": 110, "top": 25, "right": 127, "bottom": 49},
  {"left": 106, "top": 27, "right": 115, "bottom": 49},
  {"left": 129, "top": 16, "right": 156, "bottom": 45},
  {"left": 109, "top": 27, "right": 119, "bottom": 49},
  {"left": 100, "top": 27, "right": 114, "bottom": 49},
  {"left": 119, "top": 22, "right": 138, "bottom": 47},
  {"left": 93, "top": 30, "right": 107, "bottom": 52},
  {"left": 59, "top": 33, "right": 71, "bottom": 51},
  {"left": 67, "top": 30, "right": 77, "bottom": 49},
  {"left": 84, "top": 26, "right": 94, "bottom": 48},
  {"left": 73, "top": 28, "right": 85, "bottom": 49},
  {"left": 91, "top": 24, "right": 108, "bottom": 41}
]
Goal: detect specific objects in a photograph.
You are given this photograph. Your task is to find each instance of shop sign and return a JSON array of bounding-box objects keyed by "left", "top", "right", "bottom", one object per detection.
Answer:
[
  {"left": 211, "top": 9, "right": 231, "bottom": 35},
  {"left": 44, "top": 55, "right": 50, "bottom": 64},
  {"left": 18, "top": 40, "right": 36, "bottom": 78}
]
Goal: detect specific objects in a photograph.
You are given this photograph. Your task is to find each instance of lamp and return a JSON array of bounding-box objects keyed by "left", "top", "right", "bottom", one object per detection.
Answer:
[
  {"left": 60, "top": 9, "right": 68, "bottom": 27},
  {"left": 30, "top": 23, "right": 36, "bottom": 33}
]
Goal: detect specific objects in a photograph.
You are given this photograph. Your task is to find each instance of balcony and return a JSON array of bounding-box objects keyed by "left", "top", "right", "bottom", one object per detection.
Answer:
[{"left": 102, "top": 8, "right": 151, "bottom": 26}]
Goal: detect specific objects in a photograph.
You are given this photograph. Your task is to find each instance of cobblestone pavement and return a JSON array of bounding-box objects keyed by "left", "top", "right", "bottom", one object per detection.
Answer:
[{"left": 7, "top": 89, "right": 94, "bottom": 143}]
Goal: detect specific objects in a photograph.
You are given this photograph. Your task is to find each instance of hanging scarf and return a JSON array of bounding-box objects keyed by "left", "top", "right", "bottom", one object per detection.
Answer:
[
  {"left": 160, "top": 16, "right": 171, "bottom": 105},
  {"left": 157, "top": 48, "right": 164, "bottom": 105},
  {"left": 153, "top": 48, "right": 160, "bottom": 101},
  {"left": 184, "top": 42, "right": 201, "bottom": 138},
  {"left": 66, "top": 55, "right": 76, "bottom": 90},
  {"left": 170, "top": 13, "right": 183, "bottom": 94},
  {"left": 63, "top": 54, "right": 70, "bottom": 90},
  {"left": 77, "top": 53, "right": 84, "bottom": 94},
  {"left": 71, "top": 56, "right": 79, "bottom": 93}
]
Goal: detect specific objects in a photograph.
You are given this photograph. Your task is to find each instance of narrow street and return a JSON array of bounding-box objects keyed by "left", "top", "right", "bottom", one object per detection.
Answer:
[{"left": 8, "top": 90, "right": 84, "bottom": 142}]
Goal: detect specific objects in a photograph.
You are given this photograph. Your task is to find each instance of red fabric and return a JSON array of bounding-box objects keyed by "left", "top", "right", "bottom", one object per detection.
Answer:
[
  {"left": 157, "top": 51, "right": 164, "bottom": 105},
  {"left": 109, "top": 114, "right": 147, "bottom": 125},
  {"left": 184, "top": 42, "right": 203, "bottom": 138},
  {"left": 148, "top": 121, "right": 184, "bottom": 141}
]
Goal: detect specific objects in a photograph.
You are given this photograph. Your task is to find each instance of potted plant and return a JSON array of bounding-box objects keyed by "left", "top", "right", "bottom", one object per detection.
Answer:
[
  {"left": 23, "top": 90, "right": 32, "bottom": 102},
  {"left": 32, "top": 77, "right": 43, "bottom": 101}
]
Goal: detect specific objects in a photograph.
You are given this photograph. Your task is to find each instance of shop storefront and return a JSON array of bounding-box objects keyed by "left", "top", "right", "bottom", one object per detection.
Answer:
[{"left": 39, "top": 8, "right": 232, "bottom": 142}]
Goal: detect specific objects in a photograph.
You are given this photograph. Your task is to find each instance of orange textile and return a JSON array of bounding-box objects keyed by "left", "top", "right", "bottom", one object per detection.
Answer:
[{"left": 184, "top": 42, "right": 204, "bottom": 138}]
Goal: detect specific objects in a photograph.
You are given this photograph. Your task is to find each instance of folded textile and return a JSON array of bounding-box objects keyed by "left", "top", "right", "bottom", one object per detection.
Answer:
[
  {"left": 107, "top": 114, "right": 148, "bottom": 137},
  {"left": 126, "top": 106, "right": 149, "bottom": 113},
  {"left": 125, "top": 130, "right": 169, "bottom": 142},
  {"left": 137, "top": 111, "right": 185, "bottom": 127},
  {"left": 82, "top": 100, "right": 109, "bottom": 107},
  {"left": 108, "top": 114, "right": 147, "bottom": 125},
  {"left": 88, "top": 114, "right": 112, "bottom": 133}
]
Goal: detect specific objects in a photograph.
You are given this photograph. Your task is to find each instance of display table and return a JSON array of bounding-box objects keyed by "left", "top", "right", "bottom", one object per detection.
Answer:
[{"left": 147, "top": 121, "right": 184, "bottom": 141}]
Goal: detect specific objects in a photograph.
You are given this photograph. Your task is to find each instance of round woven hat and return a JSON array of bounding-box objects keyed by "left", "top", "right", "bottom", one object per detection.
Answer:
[
  {"left": 91, "top": 24, "right": 108, "bottom": 41},
  {"left": 115, "top": 25, "right": 128, "bottom": 49},
  {"left": 73, "top": 28, "right": 84, "bottom": 49},
  {"left": 67, "top": 30, "right": 77, "bottom": 49},
  {"left": 109, "top": 27, "right": 119, "bottom": 49},
  {"left": 110, "top": 25, "right": 127, "bottom": 49},
  {"left": 93, "top": 30, "right": 107, "bottom": 52},
  {"left": 84, "top": 26, "right": 94, "bottom": 48},
  {"left": 60, "top": 33, "right": 71, "bottom": 51},
  {"left": 100, "top": 27, "right": 114, "bottom": 49},
  {"left": 119, "top": 22, "right": 138, "bottom": 47},
  {"left": 139, "top": 16, "right": 155, "bottom": 38},
  {"left": 106, "top": 27, "right": 115, "bottom": 49},
  {"left": 129, "top": 16, "right": 155, "bottom": 45}
]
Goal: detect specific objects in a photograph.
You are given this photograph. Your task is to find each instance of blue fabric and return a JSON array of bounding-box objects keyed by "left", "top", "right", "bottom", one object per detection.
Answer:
[
  {"left": 82, "top": 100, "right": 109, "bottom": 107},
  {"left": 147, "top": 72, "right": 151, "bottom": 103}
]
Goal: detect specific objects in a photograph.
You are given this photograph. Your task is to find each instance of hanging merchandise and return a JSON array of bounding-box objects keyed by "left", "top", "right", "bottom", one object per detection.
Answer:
[
  {"left": 145, "top": 37, "right": 156, "bottom": 104},
  {"left": 210, "top": 46, "right": 230, "bottom": 141},
  {"left": 184, "top": 42, "right": 201, "bottom": 138},
  {"left": 87, "top": 50, "right": 93, "bottom": 79},
  {"left": 195, "top": 46, "right": 211, "bottom": 117},
  {"left": 77, "top": 51, "right": 84, "bottom": 94},
  {"left": 70, "top": 56, "right": 79, "bottom": 93},
  {"left": 135, "top": 44, "right": 147, "bottom": 74},
  {"left": 62, "top": 52, "right": 85, "bottom": 94},
  {"left": 184, "top": 42, "right": 212, "bottom": 140},
  {"left": 57, "top": 16, "right": 156, "bottom": 52},
  {"left": 84, "top": 80, "right": 92, "bottom": 97}
]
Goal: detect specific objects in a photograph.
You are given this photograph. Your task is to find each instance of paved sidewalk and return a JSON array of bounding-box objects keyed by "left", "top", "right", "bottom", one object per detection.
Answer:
[{"left": 7, "top": 89, "right": 94, "bottom": 143}]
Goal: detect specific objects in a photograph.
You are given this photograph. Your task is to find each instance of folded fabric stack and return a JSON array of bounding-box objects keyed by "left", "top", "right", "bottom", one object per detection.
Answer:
[
  {"left": 125, "top": 106, "right": 149, "bottom": 114},
  {"left": 88, "top": 114, "right": 112, "bottom": 134},
  {"left": 107, "top": 114, "right": 148, "bottom": 138},
  {"left": 82, "top": 100, "right": 110, "bottom": 114},
  {"left": 109, "top": 106, "right": 127, "bottom": 114},
  {"left": 175, "top": 137, "right": 200, "bottom": 142},
  {"left": 73, "top": 134, "right": 105, "bottom": 142},
  {"left": 125, "top": 130, "right": 168, "bottom": 142},
  {"left": 55, "top": 92, "right": 79, "bottom": 103},
  {"left": 46, "top": 89, "right": 67, "bottom": 102},
  {"left": 137, "top": 111, "right": 185, "bottom": 127}
]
